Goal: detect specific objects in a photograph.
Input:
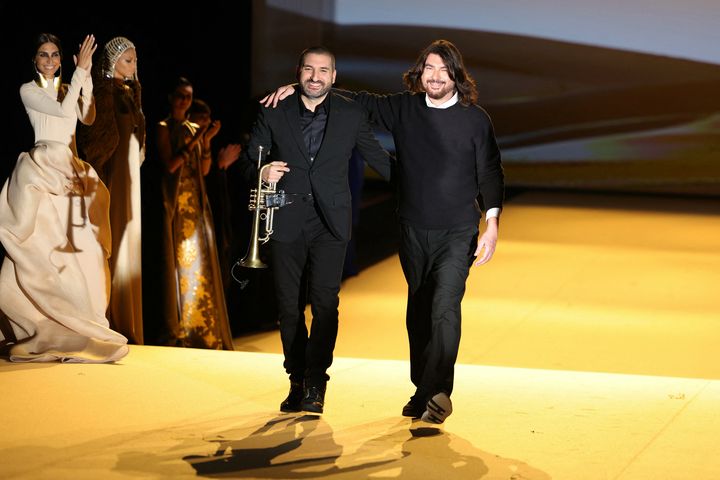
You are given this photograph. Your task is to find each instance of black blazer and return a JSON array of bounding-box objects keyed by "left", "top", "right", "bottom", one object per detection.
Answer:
[{"left": 239, "top": 93, "right": 391, "bottom": 242}]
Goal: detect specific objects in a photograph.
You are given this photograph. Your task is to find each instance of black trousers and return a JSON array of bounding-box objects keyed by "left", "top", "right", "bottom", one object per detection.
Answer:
[
  {"left": 270, "top": 206, "right": 347, "bottom": 387},
  {"left": 399, "top": 223, "right": 478, "bottom": 403}
]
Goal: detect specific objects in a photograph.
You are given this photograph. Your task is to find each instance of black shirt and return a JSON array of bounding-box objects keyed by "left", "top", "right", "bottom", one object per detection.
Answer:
[
  {"left": 298, "top": 94, "right": 329, "bottom": 162},
  {"left": 337, "top": 90, "right": 504, "bottom": 229}
]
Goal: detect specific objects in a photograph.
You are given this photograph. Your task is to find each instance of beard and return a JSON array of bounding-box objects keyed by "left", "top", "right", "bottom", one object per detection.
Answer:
[
  {"left": 300, "top": 79, "right": 332, "bottom": 99},
  {"left": 423, "top": 80, "right": 455, "bottom": 101}
]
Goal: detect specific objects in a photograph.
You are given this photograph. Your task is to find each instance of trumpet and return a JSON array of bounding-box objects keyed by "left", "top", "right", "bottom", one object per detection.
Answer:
[{"left": 238, "top": 145, "right": 291, "bottom": 269}]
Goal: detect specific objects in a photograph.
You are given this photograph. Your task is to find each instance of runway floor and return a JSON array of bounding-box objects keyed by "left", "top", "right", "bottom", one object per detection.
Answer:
[{"left": 2, "top": 190, "right": 720, "bottom": 479}]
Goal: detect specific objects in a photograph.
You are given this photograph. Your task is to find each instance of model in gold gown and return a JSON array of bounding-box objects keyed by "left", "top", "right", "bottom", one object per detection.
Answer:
[{"left": 155, "top": 77, "right": 233, "bottom": 349}]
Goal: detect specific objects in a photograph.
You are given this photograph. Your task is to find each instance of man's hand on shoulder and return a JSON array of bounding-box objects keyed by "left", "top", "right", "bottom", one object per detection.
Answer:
[{"left": 260, "top": 84, "right": 297, "bottom": 108}]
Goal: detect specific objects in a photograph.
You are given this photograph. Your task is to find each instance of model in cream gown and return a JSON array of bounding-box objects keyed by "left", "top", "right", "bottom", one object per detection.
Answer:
[{"left": 0, "top": 35, "right": 129, "bottom": 363}]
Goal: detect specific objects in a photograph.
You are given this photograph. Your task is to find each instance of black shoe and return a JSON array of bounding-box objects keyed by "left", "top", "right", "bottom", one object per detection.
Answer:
[
  {"left": 301, "top": 385, "right": 325, "bottom": 414},
  {"left": 280, "top": 381, "right": 304, "bottom": 412},
  {"left": 402, "top": 398, "right": 424, "bottom": 418}
]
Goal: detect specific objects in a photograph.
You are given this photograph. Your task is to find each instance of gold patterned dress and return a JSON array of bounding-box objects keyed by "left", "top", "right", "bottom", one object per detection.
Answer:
[{"left": 158, "top": 118, "right": 232, "bottom": 349}]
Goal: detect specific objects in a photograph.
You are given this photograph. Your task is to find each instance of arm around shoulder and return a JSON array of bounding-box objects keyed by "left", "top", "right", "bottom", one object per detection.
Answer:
[
  {"left": 353, "top": 108, "right": 392, "bottom": 182},
  {"left": 334, "top": 88, "right": 402, "bottom": 132}
]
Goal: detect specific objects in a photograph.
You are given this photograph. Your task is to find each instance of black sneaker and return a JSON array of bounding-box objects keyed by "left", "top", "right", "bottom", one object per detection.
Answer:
[
  {"left": 280, "top": 381, "right": 304, "bottom": 412},
  {"left": 421, "top": 392, "right": 453, "bottom": 424},
  {"left": 402, "top": 398, "right": 424, "bottom": 418},
  {"left": 301, "top": 385, "right": 326, "bottom": 414}
]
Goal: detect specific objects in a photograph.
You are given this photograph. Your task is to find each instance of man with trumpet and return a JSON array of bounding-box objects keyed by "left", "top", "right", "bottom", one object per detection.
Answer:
[{"left": 237, "top": 46, "right": 392, "bottom": 414}]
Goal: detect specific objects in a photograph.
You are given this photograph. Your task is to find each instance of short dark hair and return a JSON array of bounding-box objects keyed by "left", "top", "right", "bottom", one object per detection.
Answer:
[
  {"left": 189, "top": 98, "right": 211, "bottom": 117},
  {"left": 297, "top": 46, "right": 336, "bottom": 71},
  {"left": 171, "top": 76, "right": 193, "bottom": 93},
  {"left": 402, "top": 39, "right": 478, "bottom": 106}
]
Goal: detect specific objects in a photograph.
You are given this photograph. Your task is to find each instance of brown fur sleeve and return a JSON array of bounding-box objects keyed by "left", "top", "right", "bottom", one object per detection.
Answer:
[{"left": 77, "top": 80, "right": 118, "bottom": 182}]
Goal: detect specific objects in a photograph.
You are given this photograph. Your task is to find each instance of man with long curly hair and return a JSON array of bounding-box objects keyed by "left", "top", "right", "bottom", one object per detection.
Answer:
[{"left": 263, "top": 40, "right": 504, "bottom": 424}]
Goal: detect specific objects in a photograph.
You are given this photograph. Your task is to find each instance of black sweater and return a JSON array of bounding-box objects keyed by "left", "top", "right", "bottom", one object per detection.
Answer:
[{"left": 339, "top": 90, "right": 504, "bottom": 229}]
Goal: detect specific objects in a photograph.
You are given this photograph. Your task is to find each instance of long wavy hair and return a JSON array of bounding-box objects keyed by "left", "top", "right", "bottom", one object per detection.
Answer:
[
  {"left": 402, "top": 39, "right": 477, "bottom": 106},
  {"left": 32, "top": 32, "right": 67, "bottom": 102}
]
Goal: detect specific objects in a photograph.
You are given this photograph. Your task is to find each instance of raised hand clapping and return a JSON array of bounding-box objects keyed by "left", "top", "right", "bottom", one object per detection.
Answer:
[{"left": 73, "top": 34, "right": 97, "bottom": 72}]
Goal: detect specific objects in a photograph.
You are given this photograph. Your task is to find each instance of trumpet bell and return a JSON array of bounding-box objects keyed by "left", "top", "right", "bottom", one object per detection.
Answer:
[
  {"left": 236, "top": 145, "right": 274, "bottom": 272},
  {"left": 239, "top": 253, "right": 267, "bottom": 269}
]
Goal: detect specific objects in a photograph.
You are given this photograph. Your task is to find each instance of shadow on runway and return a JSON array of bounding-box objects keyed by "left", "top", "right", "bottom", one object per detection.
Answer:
[{"left": 179, "top": 414, "right": 550, "bottom": 479}]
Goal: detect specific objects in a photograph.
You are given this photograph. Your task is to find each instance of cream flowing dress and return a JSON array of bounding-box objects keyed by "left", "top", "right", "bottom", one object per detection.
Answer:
[{"left": 0, "top": 66, "right": 129, "bottom": 363}]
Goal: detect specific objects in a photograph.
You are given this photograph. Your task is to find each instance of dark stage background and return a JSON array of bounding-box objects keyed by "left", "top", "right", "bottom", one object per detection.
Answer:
[
  {"left": 0, "top": 2, "right": 259, "bottom": 336},
  {"left": 251, "top": 0, "right": 720, "bottom": 196},
  {"left": 0, "top": 2, "right": 255, "bottom": 182},
  {"left": 4, "top": 1, "right": 719, "bottom": 196},
  {"left": 1, "top": 1, "right": 718, "bottom": 335}
]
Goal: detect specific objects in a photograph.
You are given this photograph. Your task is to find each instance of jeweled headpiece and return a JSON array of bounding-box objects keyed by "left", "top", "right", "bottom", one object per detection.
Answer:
[{"left": 102, "top": 36, "right": 136, "bottom": 80}]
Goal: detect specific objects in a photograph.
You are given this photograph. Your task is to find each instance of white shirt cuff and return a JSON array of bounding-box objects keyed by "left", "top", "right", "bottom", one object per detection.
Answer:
[{"left": 485, "top": 207, "right": 500, "bottom": 221}]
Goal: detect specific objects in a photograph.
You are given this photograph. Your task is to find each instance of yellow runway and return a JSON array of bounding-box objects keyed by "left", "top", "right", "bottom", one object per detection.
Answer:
[
  {"left": 2, "top": 191, "right": 719, "bottom": 479},
  {"left": 238, "top": 191, "right": 720, "bottom": 379}
]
